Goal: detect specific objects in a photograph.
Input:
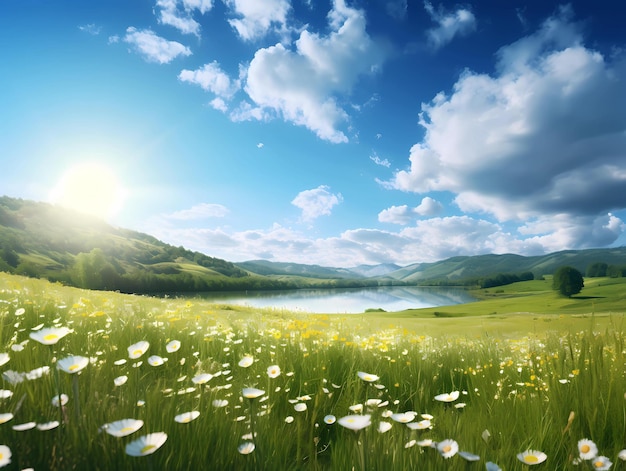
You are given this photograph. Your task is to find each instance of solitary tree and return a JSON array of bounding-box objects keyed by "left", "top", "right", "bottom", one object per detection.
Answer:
[{"left": 552, "top": 266, "right": 584, "bottom": 297}]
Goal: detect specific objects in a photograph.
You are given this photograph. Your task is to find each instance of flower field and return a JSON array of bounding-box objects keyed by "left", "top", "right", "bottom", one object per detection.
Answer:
[{"left": 0, "top": 273, "right": 625, "bottom": 470}]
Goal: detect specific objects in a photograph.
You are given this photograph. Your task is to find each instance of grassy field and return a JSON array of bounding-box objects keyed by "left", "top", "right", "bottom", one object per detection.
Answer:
[{"left": 0, "top": 273, "right": 625, "bottom": 470}]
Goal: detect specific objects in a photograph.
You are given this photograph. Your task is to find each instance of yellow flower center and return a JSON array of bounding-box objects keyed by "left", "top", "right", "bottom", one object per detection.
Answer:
[
  {"left": 525, "top": 455, "right": 539, "bottom": 463},
  {"left": 133, "top": 349, "right": 142, "bottom": 356},
  {"left": 443, "top": 445, "right": 452, "bottom": 453},
  {"left": 140, "top": 444, "right": 156, "bottom": 454},
  {"left": 594, "top": 461, "right": 603, "bottom": 468},
  {"left": 0, "top": 452, "right": 3, "bottom": 459},
  {"left": 69, "top": 364, "right": 79, "bottom": 371},
  {"left": 581, "top": 445, "right": 591, "bottom": 453},
  {"left": 44, "top": 334, "right": 58, "bottom": 342},
  {"left": 180, "top": 417, "right": 191, "bottom": 423},
  {"left": 120, "top": 427, "right": 134, "bottom": 433}
]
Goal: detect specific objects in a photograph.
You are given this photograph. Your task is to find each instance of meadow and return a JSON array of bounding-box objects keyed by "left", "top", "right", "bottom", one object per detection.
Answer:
[{"left": 0, "top": 272, "right": 625, "bottom": 470}]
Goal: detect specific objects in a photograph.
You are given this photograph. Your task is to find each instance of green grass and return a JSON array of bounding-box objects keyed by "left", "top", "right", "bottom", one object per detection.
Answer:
[{"left": 0, "top": 273, "right": 625, "bottom": 470}]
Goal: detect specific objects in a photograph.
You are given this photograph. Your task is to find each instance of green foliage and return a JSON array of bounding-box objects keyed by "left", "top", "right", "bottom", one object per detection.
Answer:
[
  {"left": 552, "top": 266, "right": 584, "bottom": 297},
  {"left": 586, "top": 262, "right": 608, "bottom": 277}
]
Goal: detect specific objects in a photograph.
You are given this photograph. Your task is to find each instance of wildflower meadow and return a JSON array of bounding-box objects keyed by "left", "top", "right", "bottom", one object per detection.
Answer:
[{"left": 0, "top": 273, "right": 625, "bottom": 470}]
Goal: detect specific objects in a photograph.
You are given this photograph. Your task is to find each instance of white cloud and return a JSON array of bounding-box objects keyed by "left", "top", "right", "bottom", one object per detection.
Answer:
[
  {"left": 424, "top": 1, "right": 476, "bottom": 50},
  {"left": 124, "top": 27, "right": 192, "bottom": 63},
  {"left": 291, "top": 185, "right": 343, "bottom": 222},
  {"left": 179, "top": 61, "right": 241, "bottom": 98},
  {"left": 370, "top": 153, "right": 391, "bottom": 168},
  {"left": 243, "top": 0, "right": 387, "bottom": 143},
  {"left": 164, "top": 203, "right": 229, "bottom": 220},
  {"left": 79, "top": 24, "right": 101, "bottom": 35},
  {"left": 143, "top": 214, "right": 554, "bottom": 267},
  {"left": 386, "top": 0, "right": 407, "bottom": 20},
  {"left": 155, "top": 0, "right": 213, "bottom": 36},
  {"left": 224, "top": 0, "right": 291, "bottom": 41},
  {"left": 387, "top": 7, "right": 626, "bottom": 251},
  {"left": 378, "top": 197, "right": 443, "bottom": 224}
]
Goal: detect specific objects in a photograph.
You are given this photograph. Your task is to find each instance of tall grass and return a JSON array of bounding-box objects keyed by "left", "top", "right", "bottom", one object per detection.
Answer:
[{"left": 0, "top": 273, "right": 625, "bottom": 470}]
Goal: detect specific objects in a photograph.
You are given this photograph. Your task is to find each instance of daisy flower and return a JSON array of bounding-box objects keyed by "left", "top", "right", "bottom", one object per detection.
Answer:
[
  {"left": 578, "top": 439, "right": 598, "bottom": 460},
  {"left": 294, "top": 403, "right": 307, "bottom": 412},
  {"left": 147, "top": 355, "right": 166, "bottom": 367},
  {"left": 127, "top": 341, "right": 149, "bottom": 359},
  {"left": 357, "top": 371, "right": 379, "bottom": 382},
  {"left": 103, "top": 419, "right": 144, "bottom": 437},
  {"left": 378, "top": 421, "right": 393, "bottom": 433},
  {"left": 590, "top": 456, "right": 612, "bottom": 470},
  {"left": 37, "top": 421, "right": 60, "bottom": 431},
  {"left": 174, "top": 411, "right": 200, "bottom": 423},
  {"left": 434, "top": 391, "right": 460, "bottom": 402},
  {"left": 324, "top": 415, "right": 336, "bottom": 425},
  {"left": 0, "top": 445, "right": 11, "bottom": 468},
  {"left": 57, "top": 356, "right": 89, "bottom": 374},
  {"left": 114, "top": 375, "right": 128, "bottom": 387},
  {"left": 267, "top": 365, "right": 281, "bottom": 378},
  {"left": 125, "top": 432, "right": 167, "bottom": 457},
  {"left": 337, "top": 415, "right": 371, "bottom": 431},
  {"left": 0, "top": 354, "right": 9, "bottom": 367},
  {"left": 12, "top": 422, "right": 36, "bottom": 432},
  {"left": 242, "top": 387, "right": 265, "bottom": 399},
  {"left": 51, "top": 394, "right": 69, "bottom": 407},
  {"left": 166, "top": 340, "right": 180, "bottom": 353},
  {"left": 517, "top": 450, "right": 547, "bottom": 465},
  {"left": 0, "top": 414, "right": 13, "bottom": 425},
  {"left": 391, "top": 412, "right": 417, "bottom": 423},
  {"left": 192, "top": 373, "right": 213, "bottom": 385},
  {"left": 238, "top": 356, "right": 254, "bottom": 368},
  {"left": 437, "top": 439, "right": 459, "bottom": 459},
  {"left": 238, "top": 442, "right": 255, "bottom": 455},
  {"left": 29, "top": 327, "right": 71, "bottom": 345},
  {"left": 619, "top": 449, "right": 626, "bottom": 461}
]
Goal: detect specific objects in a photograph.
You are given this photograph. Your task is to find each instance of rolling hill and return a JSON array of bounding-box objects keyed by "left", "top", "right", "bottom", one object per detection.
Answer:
[{"left": 2, "top": 196, "right": 626, "bottom": 293}]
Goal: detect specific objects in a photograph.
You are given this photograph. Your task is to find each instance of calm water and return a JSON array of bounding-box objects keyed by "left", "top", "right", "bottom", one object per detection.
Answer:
[{"left": 193, "top": 286, "right": 475, "bottom": 314}]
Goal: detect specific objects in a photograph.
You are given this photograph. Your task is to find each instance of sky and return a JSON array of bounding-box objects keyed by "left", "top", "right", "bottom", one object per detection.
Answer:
[{"left": 1, "top": 0, "right": 625, "bottom": 268}]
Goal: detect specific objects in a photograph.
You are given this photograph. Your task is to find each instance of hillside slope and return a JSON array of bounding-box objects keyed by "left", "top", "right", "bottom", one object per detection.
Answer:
[{"left": 0, "top": 196, "right": 251, "bottom": 293}]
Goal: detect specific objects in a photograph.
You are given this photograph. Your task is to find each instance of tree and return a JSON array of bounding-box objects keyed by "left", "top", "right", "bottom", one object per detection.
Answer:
[
  {"left": 552, "top": 266, "right": 584, "bottom": 297},
  {"left": 586, "top": 262, "right": 608, "bottom": 277}
]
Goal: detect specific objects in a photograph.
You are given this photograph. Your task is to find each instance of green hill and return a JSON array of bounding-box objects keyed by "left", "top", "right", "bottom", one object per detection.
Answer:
[
  {"left": 386, "top": 249, "right": 626, "bottom": 283},
  {"left": 0, "top": 196, "right": 256, "bottom": 293}
]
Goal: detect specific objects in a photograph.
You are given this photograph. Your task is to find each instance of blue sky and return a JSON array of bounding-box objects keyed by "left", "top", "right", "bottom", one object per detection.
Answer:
[{"left": 1, "top": 0, "right": 625, "bottom": 268}]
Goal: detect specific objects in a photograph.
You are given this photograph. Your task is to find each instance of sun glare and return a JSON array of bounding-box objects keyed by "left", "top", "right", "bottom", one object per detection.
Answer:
[{"left": 49, "top": 162, "right": 126, "bottom": 220}]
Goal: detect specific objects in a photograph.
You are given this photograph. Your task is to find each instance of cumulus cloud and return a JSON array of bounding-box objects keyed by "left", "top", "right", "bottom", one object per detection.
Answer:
[
  {"left": 291, "top": 185, "right": 343, "bottom": 222},
  {"left": 124, "top": 27, "right": 192, "bottom": 63},
  {"left": 386, "top": 6, "right": 626, "bottom": 251},
  {"left": 164, "top": 203, "right": 229, "bottom": 220},
  {"left": 224, "top": 0, "right": 291, "bottom": 41},
  {"left": 378, "top": 197, "right": 443, "bottom": 224},
  {"left": 144, "top": 214, "right": 555, "bottom": 267},
  {"left": 424, "top": 1, "right": 476, "bottom": 49},
  {"left": 155, "top": 0, "right": 213, "bottom": 36},
  {"left": 243, "top": 0, "right": 387, "bottom": 142},
  {"left": 179, "top": 61, "right": 241, "bottom": 98}
]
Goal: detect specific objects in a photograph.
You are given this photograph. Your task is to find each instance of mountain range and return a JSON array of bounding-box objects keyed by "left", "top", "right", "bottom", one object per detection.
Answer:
[{"left": 1, "top": 196, "right": 626, "bottom": 293}]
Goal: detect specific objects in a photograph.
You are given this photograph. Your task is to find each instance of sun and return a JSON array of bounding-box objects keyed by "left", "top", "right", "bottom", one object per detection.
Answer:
[{"left": 49, "top": 162, "right": 126, "bottom": 220}]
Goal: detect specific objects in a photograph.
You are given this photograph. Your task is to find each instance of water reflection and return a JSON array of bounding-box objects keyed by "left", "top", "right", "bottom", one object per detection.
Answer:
[{"left": 194, "top": 286, "right": 475, "bottom": 314}]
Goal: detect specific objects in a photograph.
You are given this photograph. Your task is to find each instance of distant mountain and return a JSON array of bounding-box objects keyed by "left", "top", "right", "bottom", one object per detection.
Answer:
[
  {"left": 348, "top": 263, "right": 402, "bottom": 277},
  {"left": 236, "top": 260, "right": 359, "bottom": 279},
  {"left": 383, "top": 249, "right": 626, "bottom": 282}
]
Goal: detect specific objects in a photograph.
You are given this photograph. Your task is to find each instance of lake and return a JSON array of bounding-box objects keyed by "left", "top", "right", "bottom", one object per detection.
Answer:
[{"left": 193, "top": 286, "right": 475, "bottom": 314}]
